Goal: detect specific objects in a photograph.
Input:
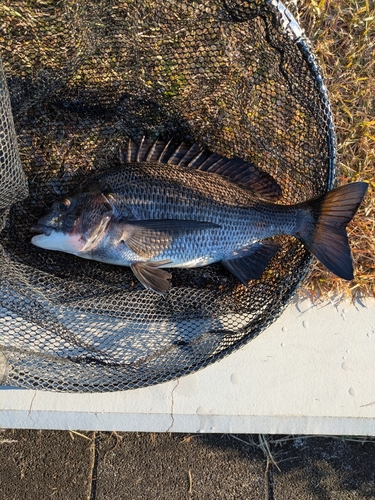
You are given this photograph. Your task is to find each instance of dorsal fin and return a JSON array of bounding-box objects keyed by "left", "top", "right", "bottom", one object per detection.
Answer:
[
  {"left": 121, "top": 137, "right": 282, "bottom": 201},
  {"left": 189, "top": 154, "right": 282, "bottom": 201},
  {"left": 123, "top": 137, "right": 156, "bottom": 163}
]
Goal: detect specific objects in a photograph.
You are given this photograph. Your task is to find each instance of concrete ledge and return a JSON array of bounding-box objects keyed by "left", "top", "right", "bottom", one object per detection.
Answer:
[{"left": 1, "top": 296, "right": 375, "bottom": 435}]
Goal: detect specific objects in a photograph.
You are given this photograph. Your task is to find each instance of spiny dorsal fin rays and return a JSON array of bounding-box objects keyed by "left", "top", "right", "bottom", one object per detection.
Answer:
[
  {"left": 164, "top": 142, "right": 192, "bottom": 165},
  {"left": 122, "top": 137, "right": 282, "bottom": 201},
  {"left": 123, "top": 137, "right": 156, "bottom": 163},
  {"left": 122, "top": 137, "right": 196, "bottom": 165},
  {"left": 146, "top": 140, "right": 169, "bottom": 162},
  {"left": 173, "top": 143, "right": 202, "bottom": 166},
  {"left": 136, "top": 136, "right": 154, "bottom": 162},
  {"left": 158, "top": 139, "right": 174, "bottom": 164},
  {"left": 186, "top": 149, "right": 210, "bottom": 169},
  {"left": 125, "top": 138, "right": 136, "bottom": 163}
]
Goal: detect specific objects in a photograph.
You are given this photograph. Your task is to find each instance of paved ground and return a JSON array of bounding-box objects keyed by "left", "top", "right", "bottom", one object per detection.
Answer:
[{"left": 0, "top": 430, "right": 374, "bottom": 499}]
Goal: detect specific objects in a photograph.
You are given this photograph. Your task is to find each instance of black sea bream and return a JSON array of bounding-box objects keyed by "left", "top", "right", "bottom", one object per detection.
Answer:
[{"left": 31, "top": 139, "right": 368, "bottom": 293}]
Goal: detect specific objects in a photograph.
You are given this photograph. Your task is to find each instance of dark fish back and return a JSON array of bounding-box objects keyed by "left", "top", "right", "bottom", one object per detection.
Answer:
[
  {"left": 94, "top": 138, "right": 282, "bottom": 202},
  {"left": 86, "top": 161, "right": 262, "bottom": 223}
]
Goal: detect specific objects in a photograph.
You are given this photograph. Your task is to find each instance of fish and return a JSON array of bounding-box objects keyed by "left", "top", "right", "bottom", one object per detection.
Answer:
[{"left": 31, "top": 138, "right": 368, "bottom": 294}]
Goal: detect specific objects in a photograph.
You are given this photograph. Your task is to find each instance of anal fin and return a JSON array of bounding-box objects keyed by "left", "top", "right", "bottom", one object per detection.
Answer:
[{"left": 222, "top": 241, "right": 280, "bottom": 285}]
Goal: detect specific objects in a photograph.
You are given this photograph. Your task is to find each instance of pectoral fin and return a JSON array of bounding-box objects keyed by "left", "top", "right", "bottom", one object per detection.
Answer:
[
  {"left": 131, "top": 260, "right": 172, "bottom": 294},
  {"left": 121, "top": 219, "right": 220, "bottom": 259},
  {"left": 222, "top": 241, "right": 280, "bottom": 285}
]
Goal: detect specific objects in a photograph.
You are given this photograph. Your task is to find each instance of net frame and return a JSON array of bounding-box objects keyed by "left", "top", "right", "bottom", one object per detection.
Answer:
[{"left": 0, "top": 0, "right": 336, "bottom": 392}]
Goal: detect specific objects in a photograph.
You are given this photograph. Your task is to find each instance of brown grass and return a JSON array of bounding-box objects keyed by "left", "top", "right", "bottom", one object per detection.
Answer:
[
  {"left": 295, "top": 0, "right": 375, "bottom": 298},
  {"left": 0, "top": 0, "right": 374, "bottom": 298}
]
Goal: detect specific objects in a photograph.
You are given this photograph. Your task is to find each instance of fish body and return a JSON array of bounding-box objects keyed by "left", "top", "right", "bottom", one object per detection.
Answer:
[{"left": 31, "top": 139, "right": 368, "bottom": 293}]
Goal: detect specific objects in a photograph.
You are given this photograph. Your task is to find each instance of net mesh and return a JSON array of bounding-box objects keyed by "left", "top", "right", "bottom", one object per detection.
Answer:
[{"left": 0, "top": 0, "right": 335, "bottom": 392}]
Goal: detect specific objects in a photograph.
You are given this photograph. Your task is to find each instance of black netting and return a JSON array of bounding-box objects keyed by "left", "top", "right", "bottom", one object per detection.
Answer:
[{"left": 0, "top": 0, "right": 335, "bottom": 392}]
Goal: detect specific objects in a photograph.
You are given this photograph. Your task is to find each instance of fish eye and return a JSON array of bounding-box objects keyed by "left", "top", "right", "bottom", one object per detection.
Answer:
[{"left": 57, "top": 198, "right": 71, "bottom": 212}]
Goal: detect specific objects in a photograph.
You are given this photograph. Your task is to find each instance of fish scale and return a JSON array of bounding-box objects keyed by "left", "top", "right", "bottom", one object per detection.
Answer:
[{"left": 91, "top": 162, "right": 296, "bottom": 261}]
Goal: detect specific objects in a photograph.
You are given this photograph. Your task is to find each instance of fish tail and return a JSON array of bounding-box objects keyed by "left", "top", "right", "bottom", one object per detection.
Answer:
[{"left": 296, "top": 182, "right": 368, "bottom": 280}]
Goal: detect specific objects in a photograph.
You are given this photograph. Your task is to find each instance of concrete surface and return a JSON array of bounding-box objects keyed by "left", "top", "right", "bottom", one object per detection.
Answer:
[
  {"left": 1, "top": 297, "right": 375, "bottom": 435},
  {"left": 1, "top": 297, "right": 375, "bottom": 499},
  {"left": 0, "top": 430, "right": 374, "bottom": 499}
]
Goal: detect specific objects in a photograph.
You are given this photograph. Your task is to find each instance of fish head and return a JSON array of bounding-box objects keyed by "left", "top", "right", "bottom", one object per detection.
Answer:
[{"left": 31, "top": 192, "right": 114, "bottom": 255}]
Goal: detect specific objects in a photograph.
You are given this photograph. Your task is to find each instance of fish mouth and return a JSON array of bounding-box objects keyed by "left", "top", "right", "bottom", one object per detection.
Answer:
[{"left": 30, "top": 224, "right": 53, "bottom": 237}]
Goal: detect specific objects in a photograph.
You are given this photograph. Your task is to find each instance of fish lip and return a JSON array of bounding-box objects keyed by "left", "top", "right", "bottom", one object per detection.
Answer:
[{"left": 30, "top": 224, "right": 53, "bottom": 236}]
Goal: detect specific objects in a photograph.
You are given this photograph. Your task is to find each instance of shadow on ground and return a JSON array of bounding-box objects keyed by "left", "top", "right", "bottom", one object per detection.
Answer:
[{"left": 0, "top": 430, "right": 374, "bottom": 499}]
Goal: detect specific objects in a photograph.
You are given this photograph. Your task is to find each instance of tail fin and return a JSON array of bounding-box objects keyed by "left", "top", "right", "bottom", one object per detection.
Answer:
[{"left": 297, "top": 182, "right": 368, "bottom": 280}]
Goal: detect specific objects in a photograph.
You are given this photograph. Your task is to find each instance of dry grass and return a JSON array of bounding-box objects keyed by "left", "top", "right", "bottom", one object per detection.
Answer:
[
  {"left": 0, "top": 0, "right": 374, "bottom": 298},
  {"left": 230, "top": 433, "right": 375, "bottom": 471},
  {"left": 294, "top": 0, "right": 375, "bottom": 298}
]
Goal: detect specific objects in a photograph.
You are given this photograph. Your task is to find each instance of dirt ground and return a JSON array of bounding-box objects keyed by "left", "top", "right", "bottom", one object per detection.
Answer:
[{"left": 0, "top": 430, "right": 374, "bottom": 499}]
